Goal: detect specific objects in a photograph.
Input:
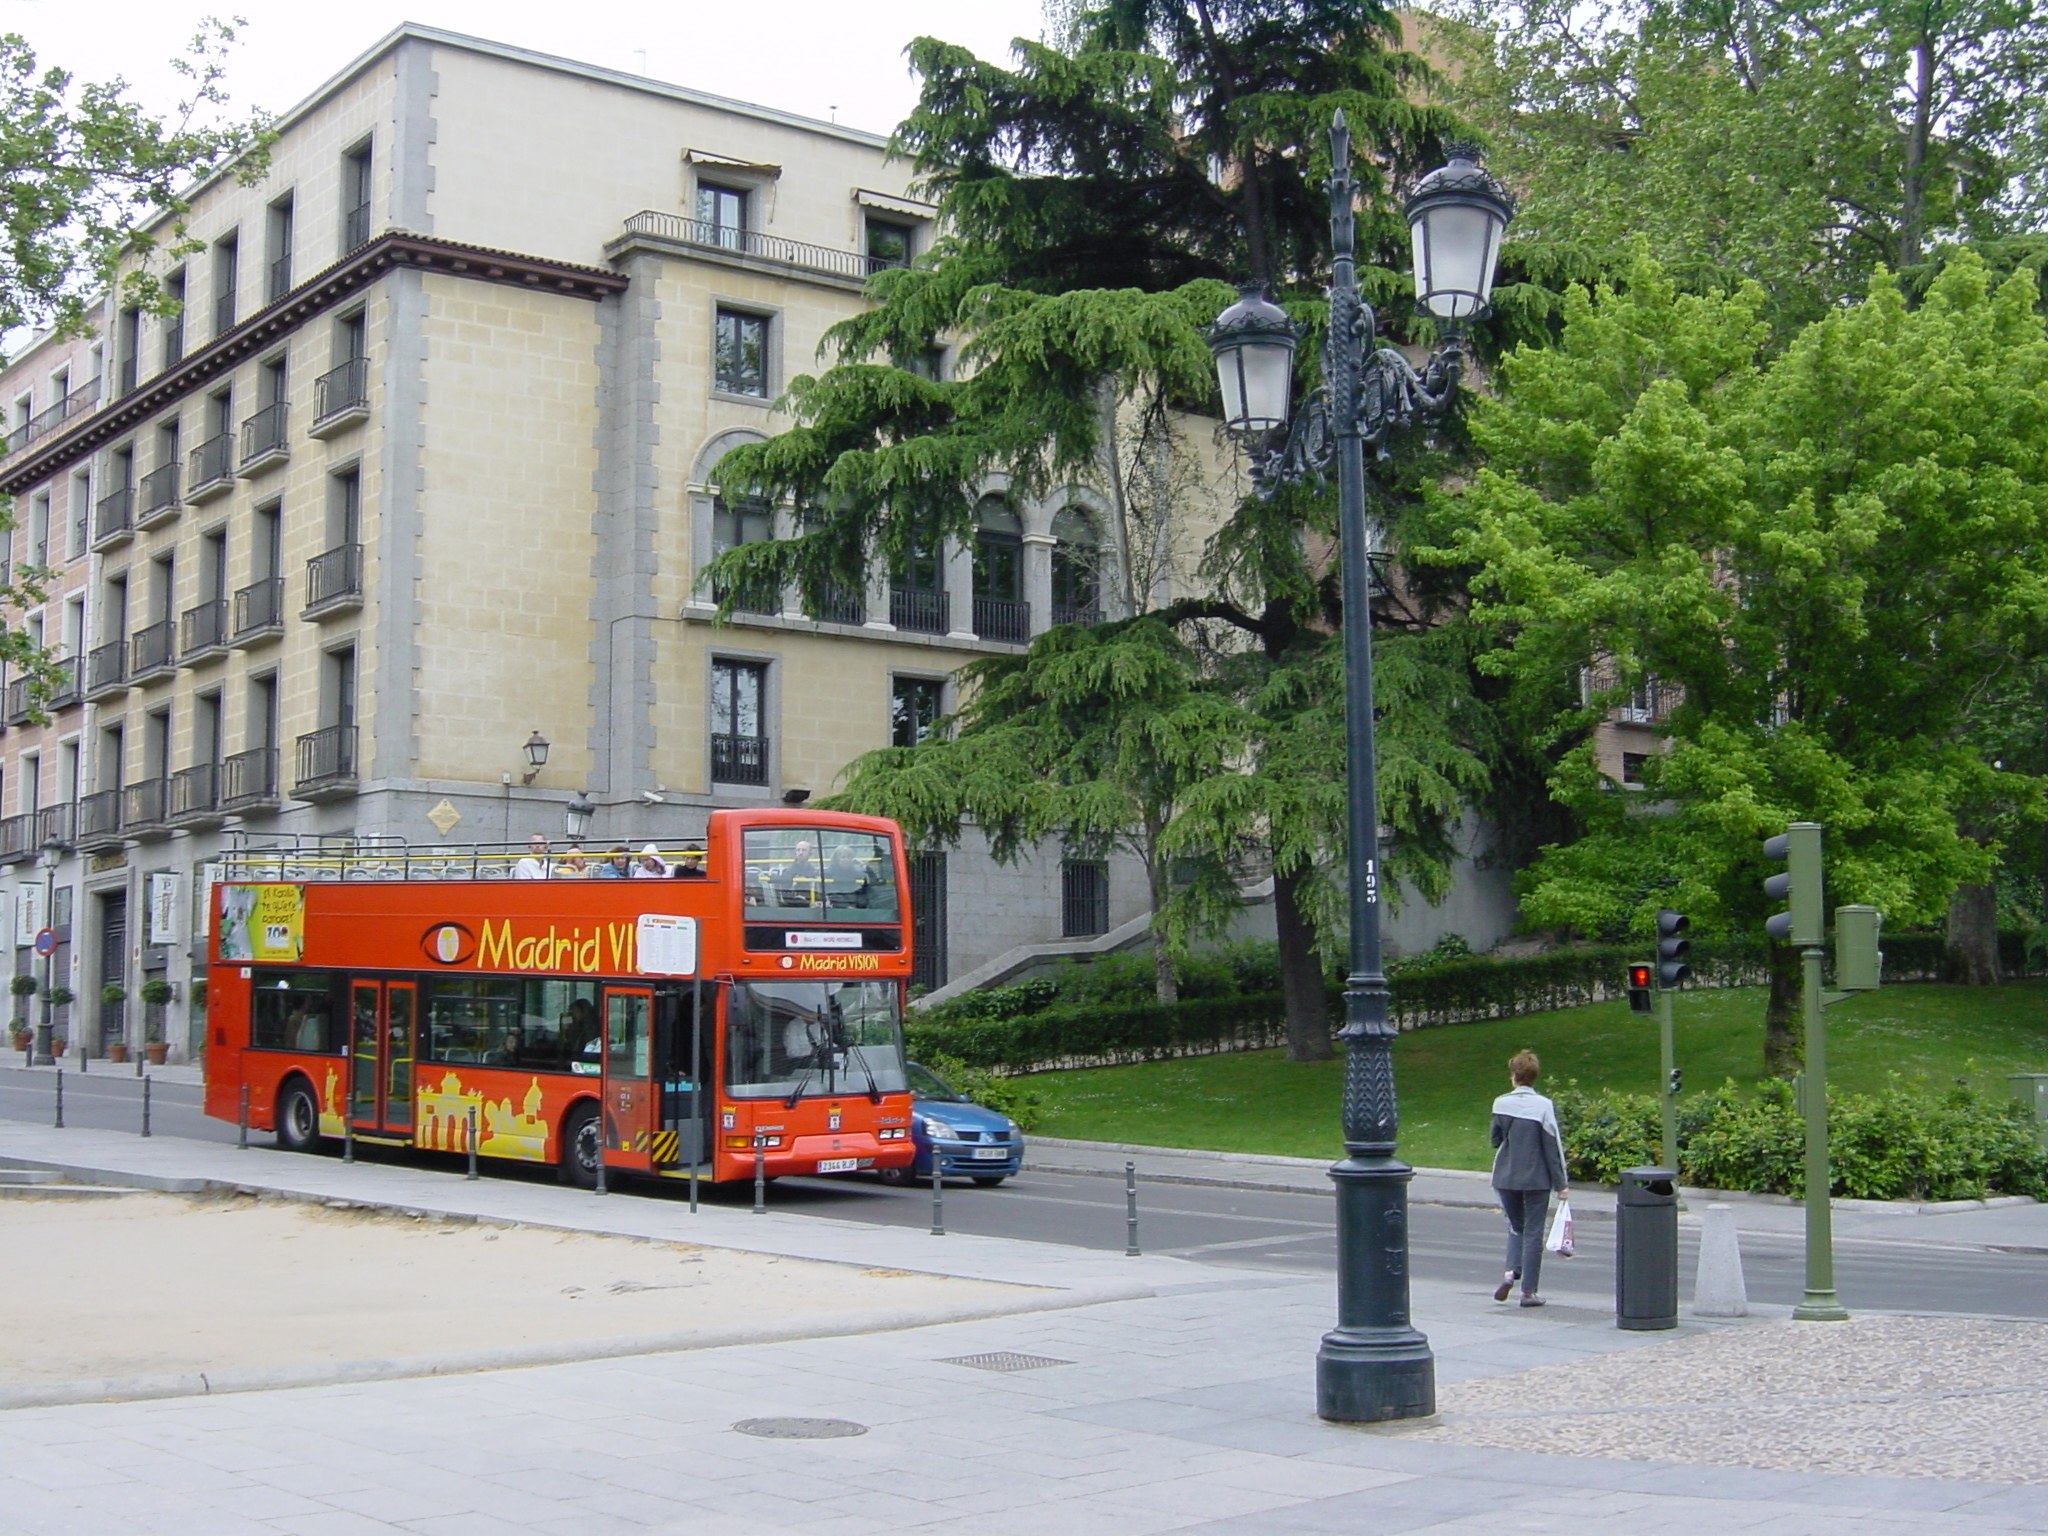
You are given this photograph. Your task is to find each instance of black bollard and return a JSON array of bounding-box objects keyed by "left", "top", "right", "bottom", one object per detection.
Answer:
[
  {"left": 237, "top": 1084, "right": 249, "bottom": 1149},
  {"left": 688, "top": 1151, "right": 699, "bottom": 1214},
  {"left": 466, "top": 1107, "right": 479, "bottom": 1180},
  {"left": 141, "top": 1074, "right": 152, "bottom": 1138},
  {"left": 53, "top": 1066, "right": 63, "bottom": 1129},
  {"left": 930, "top": 1159, "right": 945, "bottom": 1236},
  {"left": 752, "top": 1143, "right": 766, "bottom": 1214},
  {"left": 1125, "top": 1161, "right": 1140, "bottom": 1256},
  {"left": 343, "top": 1118, "right": 354, "bottom": 1164},
  {"left": 594, "top": 1134, "right": 609, "bottom": 1196}
]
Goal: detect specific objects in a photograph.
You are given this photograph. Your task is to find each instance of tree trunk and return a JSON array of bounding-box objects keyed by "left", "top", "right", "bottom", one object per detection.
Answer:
[
  {"left": 1764, "top": 937, "right": 1802, "bottom": 1078},
  {"left": 1898, "top": 29, "right": 1936, "bottom": 267},
  {"left": 1944, "top": 881, "right": 2002, "bottom": 985},
  {"left": 1272, "top": 866, "right": 1332, "bottom": 1062},
  {"left": 1146, "top": 857, "right": 1180, "bottom": 1006}
]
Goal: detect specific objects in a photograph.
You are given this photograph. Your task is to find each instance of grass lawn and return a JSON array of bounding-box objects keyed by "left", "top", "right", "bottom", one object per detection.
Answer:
[{"left": 1025, "top": 980, "right": 2048, "bottom": 1171}]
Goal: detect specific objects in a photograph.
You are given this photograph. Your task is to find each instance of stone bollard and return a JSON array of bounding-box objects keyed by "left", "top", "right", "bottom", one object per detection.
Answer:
[{"left": 1692, "top": 1202, "right": 1749, "bottom": 1317}]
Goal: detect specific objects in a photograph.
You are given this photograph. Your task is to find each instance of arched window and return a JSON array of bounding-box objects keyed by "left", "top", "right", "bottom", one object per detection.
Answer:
[
  {"left": 711, "top": 495, "right": 777, "bottom": 615},
  {"left": 1051, "top": 506, "right": 1102, "bottom": 626},
  {"left": 972, "top": 496, "right": 1028, "bottom": 642}
]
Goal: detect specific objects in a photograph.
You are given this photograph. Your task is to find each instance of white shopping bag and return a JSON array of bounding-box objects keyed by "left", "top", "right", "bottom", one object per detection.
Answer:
[{"left": 1545, "top": 1198, "right": 1575, "bottom": 1258}]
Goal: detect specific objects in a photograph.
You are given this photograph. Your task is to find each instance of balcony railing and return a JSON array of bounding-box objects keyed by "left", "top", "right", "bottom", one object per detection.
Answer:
[
  {"left": 170, "top": 762, "right": 220, "bottom": 823},
  {"left": 123, "top": 777, "right": 169, "bottom": 834},
  {"left": 621, "top": 211, "right": 875, "bottom": 282},
  {"left": 294, "top": 724, "right": 358, "bottom": 797},
  {"left": 973, "top": 595, "right": 1031, "bottom": 644},
  {"left": 130, "top": 618, "right": 175, "bottom": 679},
  {"left": 0, "top": 815, "right": 27, "bottom": 863},
  {"left": 31, "top": 802, "right": 74, "bottom": 850},
  {"left": 710, "top": 733, "right": 770, "bottom": 786},
  {"left": 313, "top": 357, "right": 368, "bottom": 430},
  {"left": 180, "top": 599, "right": 228, "bottom": 660},
  {"left": 164, "top": 315, "right": 185, "bottom": 367},
  {"left": 267, "top": 253, "right": 293, "bottom": 304},
  {"left": 804, "top": 584, "right": 866, "bottom": 626},
  {"left": 890, "top": 586, "right": 948, "bottom": 635},
  {"left": 222, "top": 747, "right": 279, "bottom": 810},
  {"left": 345, "top": 202, "right": 372, "bottom": 252},
  {"left": 304, "top": 543, "right": 363, "bottom": 614},
  {"left": 2, "top": 677, "right": 28, "bottom": 725},
  {"left": 85, "top": 640, "right": 127, "bottom": 698},
  {"left": 77, "top": 789, "right": 123, "bottom": 845},
  {"left": 138, "top": 462, "right": 181, "bottom": 525},
  {"left": 2, "top": 380, "right": 101, "bottom": 455},
  {"left": 47, "top": 658, "right": 80, "bottom": 710},
  {"left": 215, "top": 291, "right": 236, "bottom": 338},
  {"left": 232, "top": 576, "right": 285, "bottom": 643},
  {"left": 1052, "top": 602, "right": 1104, "bottom": 628},
  {"left": 239, "top": 402, "right": 289, "bottom": 470},
  {"left": 93, "top": 486, "right": 135, "bottom": 547},
  {"left": 188, "top": 431, "right": 234, "bottom": 496}
]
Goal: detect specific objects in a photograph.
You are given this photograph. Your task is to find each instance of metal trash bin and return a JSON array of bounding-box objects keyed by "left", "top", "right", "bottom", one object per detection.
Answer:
[
  {"left": 2009, "top": 1075, "right": 2048, "bottom": 1153},
  {"left": 1616, "top": 1166, "right": 1678, "bottom": 1331}
]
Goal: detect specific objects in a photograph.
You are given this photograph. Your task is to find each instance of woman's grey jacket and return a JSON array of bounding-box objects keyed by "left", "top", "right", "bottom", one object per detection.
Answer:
[{"left": 1490, "top": 1085, "right": 1568, "bottom": 1192}]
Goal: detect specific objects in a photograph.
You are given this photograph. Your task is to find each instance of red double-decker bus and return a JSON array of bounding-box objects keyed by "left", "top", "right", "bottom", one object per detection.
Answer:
[{"left": 202, "top": 808, "right": 916, "bottom": 1188}]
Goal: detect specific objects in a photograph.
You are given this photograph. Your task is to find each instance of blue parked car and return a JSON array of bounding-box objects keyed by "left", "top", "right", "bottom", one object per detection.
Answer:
[{"left": 879, "top": 1061, "right": 1024, "bottom": 1187}]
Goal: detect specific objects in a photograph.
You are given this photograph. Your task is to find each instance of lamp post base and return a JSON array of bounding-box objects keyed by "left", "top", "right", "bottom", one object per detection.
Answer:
[
  {"left": 1317, "top": 1156, "right": 1435, "bottom": 1423},
  {"left": 1792, "top": 1293, "right": 1849, "bottom": 1322},
  {"left": 31, "top": 1023, "right": 53, "bottom": 1067}
]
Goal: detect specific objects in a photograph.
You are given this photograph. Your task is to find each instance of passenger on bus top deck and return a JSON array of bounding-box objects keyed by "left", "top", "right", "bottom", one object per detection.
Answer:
[
  {"left": 514, "top": 834, "right": 551, "bottom": 880},
  {"left": 824, "top": 844, "right": 870, "bottom": 906},
  {"left": 777, "top": 839, "right": 822, "bottom": 904},
  {"left": 594, "top": 845, "right": 632, "bottom": 879},
  {"left": 632, "top": 844, "right": 668, "bottom": 878},
  {"left": 560, "top": 846, "right": 588, "bottom": 877},
  {"left": 673, "top": 846, "right": 707, "bottom": 878}
]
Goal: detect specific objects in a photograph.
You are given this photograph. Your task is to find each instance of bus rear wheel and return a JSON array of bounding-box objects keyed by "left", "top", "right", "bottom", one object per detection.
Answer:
[
  {"left": 559, "top": 1102, "right": 602, "bottom": 1189},
  {"left": 275, "top": 1079, "right": 323, "bottom": 1154}
]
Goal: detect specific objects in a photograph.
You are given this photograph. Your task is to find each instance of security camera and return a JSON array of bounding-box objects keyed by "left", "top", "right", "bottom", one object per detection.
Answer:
[{"left": 640, "top": 789, "right": 666, "bottom": 806}]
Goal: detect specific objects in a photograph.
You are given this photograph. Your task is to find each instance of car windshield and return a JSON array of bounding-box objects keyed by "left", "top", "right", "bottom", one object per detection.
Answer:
[
  {"left": 905, "top": 1061, "right": 964, "bottom": 1102},
  {"left": 724, "top": 980, "right": 908, "bottom": 1100},
  {"left": 741, "top": 827, "right": 900, "bottom": 922}
]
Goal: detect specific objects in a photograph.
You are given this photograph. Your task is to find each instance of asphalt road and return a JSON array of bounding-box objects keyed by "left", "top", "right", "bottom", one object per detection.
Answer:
[{"left": 2, "top": 1069, "right": 2038, "bottom": 1321}]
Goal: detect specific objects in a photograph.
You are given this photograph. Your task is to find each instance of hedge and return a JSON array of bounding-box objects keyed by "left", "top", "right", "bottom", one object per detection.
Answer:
[
  {"left": 1551, "top": 1079, "right": 2048, "bottom": 1201},
  {"left": 907, "top": 931, "right": 2045, "bottom": 1076}
]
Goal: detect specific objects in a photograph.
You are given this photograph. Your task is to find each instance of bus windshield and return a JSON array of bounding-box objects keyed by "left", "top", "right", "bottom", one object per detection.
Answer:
[
  {"left": 741, "top": 827, "right": 899, "bottom": 922},
  {"left": 725, "top": 980, "right": 908, "bottom": 1100}
]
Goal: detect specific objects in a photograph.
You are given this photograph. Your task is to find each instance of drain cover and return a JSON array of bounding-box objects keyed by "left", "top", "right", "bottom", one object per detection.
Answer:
[
  {"left": 937, "top": 1352, "right": 1074, "bottom": 1373},
  {"left": 733, "top": 1417, "right": 868, "bottom": 1440}
]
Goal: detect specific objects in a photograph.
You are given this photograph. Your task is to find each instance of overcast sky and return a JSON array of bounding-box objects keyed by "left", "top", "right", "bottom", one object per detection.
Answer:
[{"left": 1, "top": 0, "right": 1051, "bottom": 138}]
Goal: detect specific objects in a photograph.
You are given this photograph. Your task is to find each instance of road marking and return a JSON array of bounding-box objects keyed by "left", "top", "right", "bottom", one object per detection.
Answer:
[{"left": 1167, "top": 1230, "right": 1338, "bottom": 1256}]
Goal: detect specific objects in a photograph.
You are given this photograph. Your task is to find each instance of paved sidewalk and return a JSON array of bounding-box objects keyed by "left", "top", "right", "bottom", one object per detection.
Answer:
[
  {"left": 1028, "top": 1136, "right": 2048, "bottom": 1251},
  {"left": 0, "top": 1124, "right": 2043, "bottom": 1534}
]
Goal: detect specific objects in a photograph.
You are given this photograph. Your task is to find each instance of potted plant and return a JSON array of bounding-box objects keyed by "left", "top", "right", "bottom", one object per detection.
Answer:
[
  {"left": 140, "top": 978, "right": 174, "bottom": 1064},
  {"left": 10, "top": 974, "right": 35, "bottom": 1050},
  {"left": 101, "top": 983, "right": 130, "bottom": 1062}
]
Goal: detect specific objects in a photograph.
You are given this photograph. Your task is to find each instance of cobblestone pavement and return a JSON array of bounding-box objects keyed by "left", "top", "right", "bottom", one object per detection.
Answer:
[{"left": 1420, "top": 1315, "right": 2048, "bottom": 1485}]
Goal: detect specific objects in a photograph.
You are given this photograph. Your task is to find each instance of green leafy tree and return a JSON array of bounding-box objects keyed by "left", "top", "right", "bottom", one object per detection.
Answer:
[{"left": 1424, "top": 251, "right": 2048, "bottom": 1070}]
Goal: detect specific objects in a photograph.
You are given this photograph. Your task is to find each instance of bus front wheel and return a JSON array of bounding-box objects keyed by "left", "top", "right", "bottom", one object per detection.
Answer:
[
  {"left": 559, "top": 1103, "right": 602, "bottom": 1189},
  {"left": 275, "top": 1079, "right": 323, "bottom": 1154}
]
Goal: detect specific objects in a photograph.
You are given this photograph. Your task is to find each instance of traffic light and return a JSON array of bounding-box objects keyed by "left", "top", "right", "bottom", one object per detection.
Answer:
[
  {"left": 1668, "top": 1067, "right": 1683, "bottom": 1095},
  {"left": 1763, "top": 822, "right": 1824, "bottom": 946},
  {"left": 1835, "top": 904, "right": 1883, "bottom": 991},
  {"left": 1625, "top": 962, "right": 1653, "bottom": 1014},
  {"left": 1655, "top": 909, "right": 1691, "bottom": 988}
]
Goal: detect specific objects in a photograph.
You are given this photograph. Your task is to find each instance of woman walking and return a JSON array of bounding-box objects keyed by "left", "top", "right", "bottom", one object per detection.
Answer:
[{"left": 1490, "top": 1050, "right": 1569, "bottom": 1307}]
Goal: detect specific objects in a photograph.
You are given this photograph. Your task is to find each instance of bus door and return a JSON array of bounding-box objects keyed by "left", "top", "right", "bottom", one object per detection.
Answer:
[
  {"left": 600, "top": 987, "right": 656, "bottom": 1173},
  {"left": 348, "top": 979, "right": 416, "bottom": 1135},
  {"left": 652, "top": 984, "right": 705, "bottom": 1171}
]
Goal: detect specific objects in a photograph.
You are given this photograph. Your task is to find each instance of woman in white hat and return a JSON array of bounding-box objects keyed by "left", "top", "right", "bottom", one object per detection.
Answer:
[{"left": 632, "top": 844, "right": 668, "bottom": 878}]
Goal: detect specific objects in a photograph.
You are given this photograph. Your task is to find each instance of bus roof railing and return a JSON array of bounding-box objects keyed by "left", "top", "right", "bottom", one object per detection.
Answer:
[{"left": 214, "top": 836, "right": 708, "bottom": 882}]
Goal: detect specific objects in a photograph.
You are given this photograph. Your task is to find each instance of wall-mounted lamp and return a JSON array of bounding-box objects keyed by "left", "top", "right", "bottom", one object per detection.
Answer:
[
  {"left": 564, "top": 790, "right": 595, "bottom": 842},
  {"left": 521, "top": 730, "right": 550, "bottom": 786},
  {"left": 782, "top": 787, "right": 812, "bottom": 806}
]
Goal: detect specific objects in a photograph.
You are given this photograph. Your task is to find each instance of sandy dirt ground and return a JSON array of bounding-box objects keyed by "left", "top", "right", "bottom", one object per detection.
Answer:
[{"left": 1, "top": 1193, "right": 1031, "bottom": 1384}]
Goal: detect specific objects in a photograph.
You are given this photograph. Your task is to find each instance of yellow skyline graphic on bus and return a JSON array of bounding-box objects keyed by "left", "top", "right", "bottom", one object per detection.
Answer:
[{"left": 417, "top": 1072, "right": 551, "bottom": 1161}]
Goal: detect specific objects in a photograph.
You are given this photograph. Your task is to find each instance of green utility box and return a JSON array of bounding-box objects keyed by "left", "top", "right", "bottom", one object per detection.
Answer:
[{"left": 2009, "top": 1074, "right": 2048, "bottom": 1153}]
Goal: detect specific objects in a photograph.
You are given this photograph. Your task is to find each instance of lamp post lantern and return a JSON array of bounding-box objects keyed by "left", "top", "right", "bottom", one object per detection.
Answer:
[{"left": 1208, "top": 113, "right": 1510, "bottom": 1424}]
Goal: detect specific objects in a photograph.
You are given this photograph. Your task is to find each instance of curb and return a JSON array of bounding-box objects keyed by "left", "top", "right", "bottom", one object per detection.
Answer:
[{"left": 0, "top": 1282, "right": 1156, "bottom": 1413}]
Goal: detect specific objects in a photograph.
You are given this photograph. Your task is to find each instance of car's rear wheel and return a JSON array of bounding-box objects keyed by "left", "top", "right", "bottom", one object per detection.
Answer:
[
  {"left": 558, "top": 1102, "right": 602, "bottom": 1188},
  {"left": 275, "top": 1078, "right": 323, "bottom": 1153}
]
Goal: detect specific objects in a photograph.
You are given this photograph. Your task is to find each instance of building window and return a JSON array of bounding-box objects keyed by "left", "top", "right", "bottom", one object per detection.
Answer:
[
  {"left": 710, "top": 659, "right": 769, "bottom": 785},
  {"left": 891, "top": 677, "right": 944, "bottom": 748},
  {"left": 973, "top": 496, "right": 1028, "bottom": 642},
  {"left": 342, "top": 140, "right": 373, "bottom": 251},
  {"left": 909, "top": 850, "right": 948, "bottom": 994},
  {"left": 1061, "top": 858, "right": 1109, "bottom": 938},
  {"left": 714, "top": 308, "right": 769, "bottom": 397},
  {"left": 266, "top": 194, "right": 295, "bottom": 302},
  {"left": 1051, "top": 506, "right": 1103, "bottom": 626},
  {"left": 865, "top": 216, "right": 914, "bottom": 272},
  {"left": 696, "top": 183, "right": 748, "bottom": 249},
  {"left": 710, "top": 495, "right": 777, "bottom": 614},
  {"left": 116, "top": 307, "right": 142, "bottom": 395},
  {"left": 1620, "top": 752, "right": 1649, "bottom": 786},
  {"left": 162, "top": 269, "right": 187, "bottom": 367},
  {"left": 889, "top": 540, "right": 946, "bottom": 634},
  {"left": 213, "top": 231, "right": 239, "bottom": 337}
]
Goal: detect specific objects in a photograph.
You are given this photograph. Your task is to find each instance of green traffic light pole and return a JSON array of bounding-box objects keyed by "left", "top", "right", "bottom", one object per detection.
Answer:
[
  {"left": 1793, "top": 930, "right": 1847, "bottom": 1322},
  {"left": 1657, "top": 984, "right": 1678, "bottom": 1173}
]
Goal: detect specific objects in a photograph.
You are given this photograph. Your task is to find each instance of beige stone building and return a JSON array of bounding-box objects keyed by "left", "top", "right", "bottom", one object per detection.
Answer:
[{"left": 0, "top": 24, "right": 1174, "bottom": 1061}]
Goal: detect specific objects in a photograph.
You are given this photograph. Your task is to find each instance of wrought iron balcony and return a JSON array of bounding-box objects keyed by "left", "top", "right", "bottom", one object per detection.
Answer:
[
  {"left": 710, "top": 733, "right": 769, "bottom": 786},
  {"left": 76, "top": 789, "right": 124, "bottom": 847},
  {"left": 222, "top": 746, "right": 279, "bottom": 811},
  {"left": 311, "top": 357, "right": 369, "bottom": 435},
  {"left": 129, "top": 618, "right": 175, "bottom": 681},
  {"left": 804, "top": 584, "right": 866, "bottom": 626},
  {"left": 1, "top": 380, "right": 100, "bottom": 455},
  {"left": 2, "top": 677, "right": 29, "bottom": 725},
  {"left": 92, "top": 487, "right": 135, "bottom": 550},
  {"left": 214, "top": 291, "right": 236, "bottom": 338},
  {"left": 180, "top": 599, "right": 228, "bottom": 662},
  {"left": 238, "top": 402, "right": 289, "bottom": 473},
  {"left": 188, "top": 432, "right": 234, "bottom": 500},
  {"left": 231, "top": 576, "right": 285, "bottom": 645},
  {"left": 294, "top": 724, "right": 357, "bottom": 799},
  {"left": 619, "top": 210, "right": 873, "bottom": 282},
  {"left": 47, "top": 659, "right": 80, "bottom": 710},
  {"left": 889, "top": 586, "right": 948, "bottom": 635},
  {"left": 1052, "top": 602, "right": 1104, "bottom": 628},
  {"left": 31, "top": 802, "right": 74, "bottom": 850},
  {"left": 123, "top": 777, "right": 170, "bottom": 837},
  {"left": 0, "top": 814, "right": 27, "bottom": 864},
  {"left": 303, "top": 543, "right": 363, "bottom": 617},
  {"left": 345, "top": 201, "right": 372, "bottom": 252},
  {"left": 973, "top": 595, "right": 1032, "bottom": 644},
  {"left": 85, "top": 640, "right": 128, "bottom": 700},
  {"left": 170, "top": 762, "right": 223, "bottom": 826},
  {"left": 267, "top": 253, "right": 292, "bottom": 304},
  {"left": 137, "top": 462, "right": 181, "bottom": 528}
]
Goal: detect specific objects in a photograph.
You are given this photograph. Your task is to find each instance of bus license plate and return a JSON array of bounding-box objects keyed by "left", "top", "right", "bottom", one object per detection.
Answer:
[
  {"left": 971, "top": 1147, "right": 1010, "bottom": 1160},
  {"left": 816, "top": 1157, "right": 860, "bottom": 1173}
]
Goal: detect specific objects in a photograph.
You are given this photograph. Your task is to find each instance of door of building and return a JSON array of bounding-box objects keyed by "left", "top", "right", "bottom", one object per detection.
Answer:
[{"left": 97, "top": 890, "right": 126, "bottom": 1053}]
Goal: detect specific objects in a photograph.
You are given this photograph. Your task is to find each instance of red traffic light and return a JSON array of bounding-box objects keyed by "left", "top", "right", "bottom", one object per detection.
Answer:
[{"left": 1627, "top": 964, "right": 1652, "bottom": 990}]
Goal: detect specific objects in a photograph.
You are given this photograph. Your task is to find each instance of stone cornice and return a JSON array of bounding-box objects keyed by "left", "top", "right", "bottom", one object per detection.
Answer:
[{"left": 0, "top": 233, "right": 629, "bottom": 497}]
